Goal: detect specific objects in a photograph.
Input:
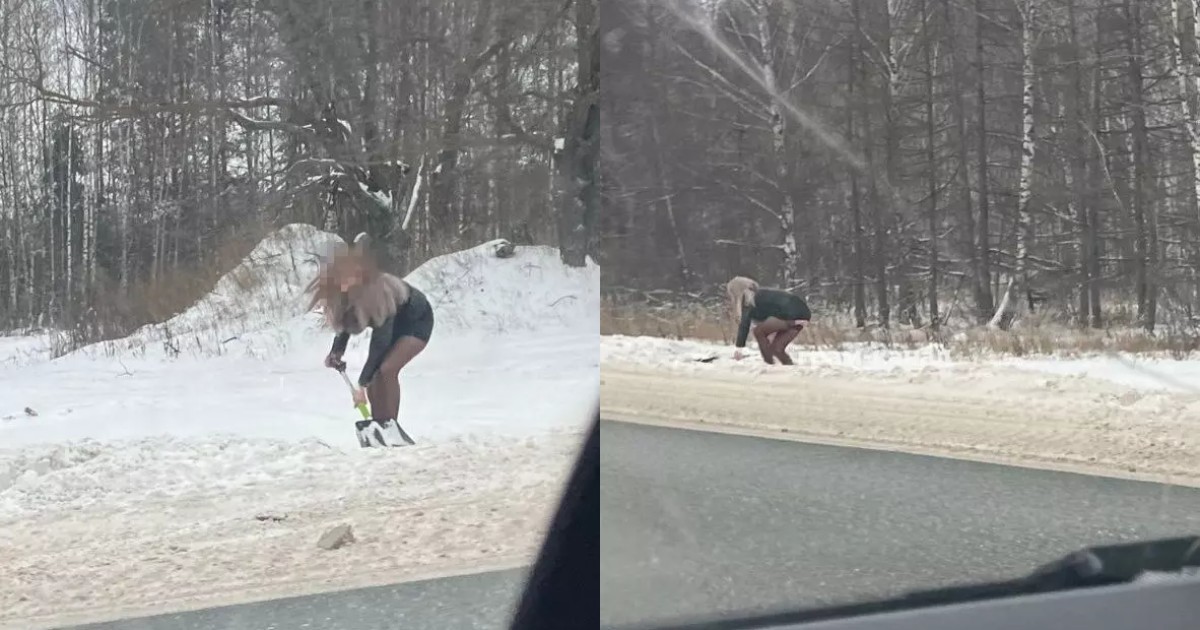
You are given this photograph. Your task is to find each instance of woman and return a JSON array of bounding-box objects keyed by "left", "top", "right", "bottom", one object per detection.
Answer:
[
  {"left": 727, "top": 276, "right": 810, "bottom": 365},
  {"left": 306, "top": 235, "right": 434, "bottom": 437}
]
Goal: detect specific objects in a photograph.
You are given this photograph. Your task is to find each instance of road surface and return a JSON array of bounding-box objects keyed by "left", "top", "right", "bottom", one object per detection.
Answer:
[
  {"left": 59, "top": 568, "right": 528, "bottom": 630},
  {"left": 600, "top": 419, "right": 1200, "bottom": 628}
]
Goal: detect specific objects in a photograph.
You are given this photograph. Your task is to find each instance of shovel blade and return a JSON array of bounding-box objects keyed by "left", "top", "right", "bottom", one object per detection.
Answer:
[{"left": 355, "top": 418, "right": 415, "bottom": 448}]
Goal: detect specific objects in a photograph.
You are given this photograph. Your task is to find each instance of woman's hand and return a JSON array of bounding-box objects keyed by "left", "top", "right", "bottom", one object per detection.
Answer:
[
  {"left": 352, "top": 387, "right": 368, "bottom": 407},
  {"left": 324, "top": 352, "right": 346, "bottom": 371},
  {"left": 733, "top": 348, "right": 745, "bottom": 361}
]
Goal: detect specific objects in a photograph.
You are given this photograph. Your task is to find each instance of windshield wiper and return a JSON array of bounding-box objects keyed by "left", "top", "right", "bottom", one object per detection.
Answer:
[{"left": 624, "top": 535, "right": 1200, "bottom": 630}]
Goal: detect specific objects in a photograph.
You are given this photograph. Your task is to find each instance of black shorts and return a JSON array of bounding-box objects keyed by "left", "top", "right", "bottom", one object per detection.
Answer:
[
  {"left": 753, "top": 317, "right": 808, "bottom": 331},
  {"left": 390, "top": 286, "right": 434, "bottom": 344}
]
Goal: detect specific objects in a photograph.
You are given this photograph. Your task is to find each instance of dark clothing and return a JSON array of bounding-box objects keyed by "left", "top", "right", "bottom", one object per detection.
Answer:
[
  {"left": 736, "top": 288, "right": 811, "bottom": 348},
  {"left": 331, "top": 284, "right": 435, "bottom": 387}
]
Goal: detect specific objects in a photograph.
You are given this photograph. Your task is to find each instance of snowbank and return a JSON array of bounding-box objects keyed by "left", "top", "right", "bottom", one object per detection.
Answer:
[
  {"left": 0, "top": 331, "right": 55, "bottom": 368},
  {"left": 407, "top": 238, "right": 599, "bottom": 335},
  {"left": 601, "top": 335, "right": 958, "bottom": 376},
  {"left": 92, "top": 223, "right": 340, "bottom": 358},
  {"left": 83, "top": 228, "right": 598, "bottom": 360},
  {"left": 601, "top": 334, "right": 1200, "bottom": 394}
]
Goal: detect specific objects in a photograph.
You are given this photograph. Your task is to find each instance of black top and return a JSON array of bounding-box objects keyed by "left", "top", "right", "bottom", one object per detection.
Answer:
[
  {"left": 735, "top": 288, "right": 811, "bottom": 348},
  {"left": 331, "top": 284, "right": 431, "bottom": 386}
]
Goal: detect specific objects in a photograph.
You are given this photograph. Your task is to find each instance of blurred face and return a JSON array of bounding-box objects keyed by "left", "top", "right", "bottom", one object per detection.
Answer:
[
  {"left": 338, "top": 269, "right": 361, "bottom": 292},
  {"left": 330, "top": 251, "right": 366, "bottom": 293}
]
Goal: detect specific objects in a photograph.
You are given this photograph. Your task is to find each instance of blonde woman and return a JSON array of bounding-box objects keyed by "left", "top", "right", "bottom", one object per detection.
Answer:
[
  {"left": 306, "top": 235, "right": 434, "bottom": 432},
  {"left": 726, "top": 276, "right": 810, "bottom": 365}
]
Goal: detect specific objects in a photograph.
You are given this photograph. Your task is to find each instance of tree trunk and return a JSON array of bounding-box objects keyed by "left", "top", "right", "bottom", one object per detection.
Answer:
[
  {"left": 922, "top": 0, "right": 939, "bottom": 329},
  {"left": 648, "top": 113, "right": 693, "bottom": 289},
  {"left": 1173, "top": 0, "right": 1200, "bottom": 302},
  {"left": 555, "top": 0, "right": 598, "bottom": 267},
  {"left": 1125, "top": 0, "right": 1154, "bottom": 331},
  {"left": 990, "top": 1, "right": 1036, "bottom": 329},
  {"left": 1067, "top": 0, "right": 1094, "bottom": 328},
  {"left": 757, "top": 3, "right": 800, "bottom": 288},
  {"left": 853, "top": 0, "right": 889, "bottom": 327},
  {"left": 973, "top": 0, "right": 995, "bottom": 322},
  {"left": 1087, "top": 8, "right": 1105, "bottom": 327},
  {"left": 943, "top": 0, "right": 977, "bottom": 328},
  {"left": 429, "top": 0, "right": 495, "bottom": 246},
  {"left": 847, "top": 27, "right": 867, "bottom": 328}
]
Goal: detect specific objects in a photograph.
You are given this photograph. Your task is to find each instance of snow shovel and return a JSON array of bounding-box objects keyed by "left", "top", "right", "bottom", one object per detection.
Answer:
[{"left": 337, "top": 367, "right": 415, "bottom": 448}]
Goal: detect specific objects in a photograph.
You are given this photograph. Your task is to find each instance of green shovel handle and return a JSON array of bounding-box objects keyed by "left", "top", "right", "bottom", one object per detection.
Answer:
[{"left": 338, "top": 368, "right": 372, "bottom": 420}]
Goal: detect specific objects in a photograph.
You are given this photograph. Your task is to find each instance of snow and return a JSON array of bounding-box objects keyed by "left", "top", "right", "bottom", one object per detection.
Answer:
[
  {"left": 600, "top": 334, "right": 1200, "bottom": 393},
  {"left": 994, "top": 355, "right": 1200, "bottom": 394},
  {"left": 0, "top": 332, "right": 55, "bottom": 368},
  {"left": 355, "top": 178, "right": 393, "bottom": 210},
  {"left": 0, "top": 225, "right": 597, "bottom": 627},
  {"left": 603, "top": 334, "right": 1200, "bottom": 486},
  {"left": 402, "top": 165, "right": 424, "bottom": 231}
]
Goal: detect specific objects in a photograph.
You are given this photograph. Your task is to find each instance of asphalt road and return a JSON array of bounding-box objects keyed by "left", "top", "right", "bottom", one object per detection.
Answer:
[
  {"left": 600, "top": 420, "right": 1200, "bottom": 628},
  {"left": 59, "top": 567, "right": 529, "bottom": 630}
]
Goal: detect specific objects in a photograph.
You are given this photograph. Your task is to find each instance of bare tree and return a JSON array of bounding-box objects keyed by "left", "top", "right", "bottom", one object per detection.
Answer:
[
  {"left": 604, "top": 0, "right": 1200, "bottom": 334},
  {"left": 0, "top": 0, "right": 589, "bottom": 334}
]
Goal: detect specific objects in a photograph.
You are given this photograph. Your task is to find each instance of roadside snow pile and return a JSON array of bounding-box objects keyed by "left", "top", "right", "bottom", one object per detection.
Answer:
[
  {"left": 407, "top": 239, "right": 599, "bottom": 335},
  {"left": 0, "top": 331, "right": 56, "bottom": 368},
  {"left": 995, "top": 354, "right": 1200, "bottom": 393},
  {"left": 82, "top": 228, "right": 596, "bottom": 359},
  {"left": 600, "top": 334, "right": 1200, "bottom": 393},
  {"left": 165, "top": 223, "right": 339, "bottom": 329},
  {"left": 601, "top": 335, "right": 958, "bottom": 376},
  {"left": 94, "top": 223, "right": 341, "bottom": 358},
  {"left": 0, "top": 430, "right": 574, "bottom": 519}
]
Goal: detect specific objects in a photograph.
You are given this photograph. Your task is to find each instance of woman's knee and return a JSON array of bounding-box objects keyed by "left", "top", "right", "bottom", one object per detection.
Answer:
[
  {"left": 376, "top": 362, "right": 402, "bottom": 381},
  {"left": 772, "top": 329, "right": 800, "bottom": 351}
]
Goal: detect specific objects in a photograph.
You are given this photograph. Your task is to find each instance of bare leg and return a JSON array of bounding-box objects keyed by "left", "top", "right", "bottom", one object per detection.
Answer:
[
  {"left": 770, "top": 328, "right": 800, "bottom": 365},
  {"left": 753, "top": 318, "right": 789, "bottom": 364},
  {"left": 374, "top": 336, "right": 428, "bottom": 420}
]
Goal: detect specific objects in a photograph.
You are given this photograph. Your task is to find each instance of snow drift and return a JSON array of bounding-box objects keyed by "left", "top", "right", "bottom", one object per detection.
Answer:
[{"left": 88, "top": 225, "right": 598, "bottom": 359}]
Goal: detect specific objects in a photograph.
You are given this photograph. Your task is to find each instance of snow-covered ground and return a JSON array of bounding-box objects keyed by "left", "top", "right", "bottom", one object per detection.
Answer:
[
  {"left": 0, "top": 331, "right": 54, "bottom": 368},
  {"left": 602, "top": 334, "right": 1200, "bottom": 484},
  {"left": 601, "top": 334, "right": 1200, "bottom": 394},
  {"left": 0, "top": 226, "right": 598, "bottom": 629}
]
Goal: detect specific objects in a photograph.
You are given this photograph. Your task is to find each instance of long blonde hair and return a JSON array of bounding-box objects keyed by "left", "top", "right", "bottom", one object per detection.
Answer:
[
  {"left": 306, "top": 236, "right": 410, "bottom": 333},
  {"left": 726, "top": 276, "right": 759, "bottom": 322}
]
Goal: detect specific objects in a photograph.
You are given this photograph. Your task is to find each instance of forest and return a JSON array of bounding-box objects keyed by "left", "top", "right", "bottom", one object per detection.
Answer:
[
  {"left": 603, "top": 0, "right": 1200, "bottom": 333},
  {"left": 0, "top": 0, "right": 598, "bottom": 339}
]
